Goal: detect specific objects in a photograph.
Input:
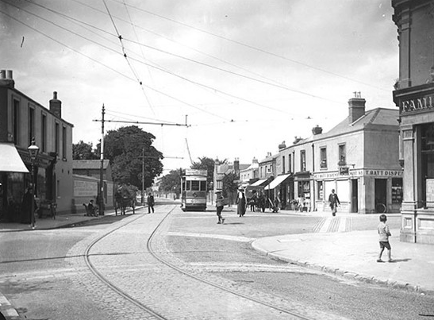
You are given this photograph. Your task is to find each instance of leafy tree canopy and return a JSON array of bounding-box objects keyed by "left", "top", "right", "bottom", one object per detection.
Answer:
[
  {"left": 99, "top": 126, "right": 163, "bottom": 188},
  {"left": 72, "top": 141, "right": 98, "bottom": 160},
  {"left": 222, "top": 171, "right": 238, "bottom": 198},
  {"left": 191, "top": 157, "right": 215, "bottom": 188},
  {"left": 159, "top": 169, "right": 182, "bottom": 195}
]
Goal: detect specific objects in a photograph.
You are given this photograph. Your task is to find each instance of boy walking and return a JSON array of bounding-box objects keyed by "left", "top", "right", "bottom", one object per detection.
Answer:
[
  {"left": 377, "top": 214, "right": 392, "bottom": 262},
  {"left": 215, "top": 191, "right": 225, "bottom": 224}
]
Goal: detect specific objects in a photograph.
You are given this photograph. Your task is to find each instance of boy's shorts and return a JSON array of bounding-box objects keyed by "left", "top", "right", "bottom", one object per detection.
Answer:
[{"left": 379, "top": 241, "right": 391, "bottom": 250}]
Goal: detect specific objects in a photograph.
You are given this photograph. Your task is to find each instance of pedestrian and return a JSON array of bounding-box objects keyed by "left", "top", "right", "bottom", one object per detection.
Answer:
[
  {"left": 328, "top": 189, "right": 340, "bottom": 216},
  {"left": 147, "top": 192, "right": 155, "bottom": 213},
  {"left": 258, "top": 192, "right": 266, "bottom": 213},
  {"left": 215, "top": 191, "right": 225, "bottom": 224},
  {"left": 272, "top": 196, "right": 280, "bottom": 213},
  {"left": 249, "top": 191, "right": 257, "bottom": 212},
  {"left": 377, "top": 214, "right": 392, "bottom": 262},
  {"left": 21, "top": 187, "right": 36, "bottom": 224},
  {"left": 236, "top": 188, "right": 246, "bottom": 217}
]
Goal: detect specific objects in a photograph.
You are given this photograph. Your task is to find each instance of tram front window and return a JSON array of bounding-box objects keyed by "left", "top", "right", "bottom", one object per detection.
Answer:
[{"left": 191, "top": 181, "right": 200, "bottom": 191}]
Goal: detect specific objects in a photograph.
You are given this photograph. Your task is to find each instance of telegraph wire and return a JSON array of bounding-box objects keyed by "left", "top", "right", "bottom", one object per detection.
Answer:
[
  {"left": 111, "top": 0, "right": 390, "bottom": 92},
  {"left": 2, "top": 1, "right": 309, "bottom": 116},
  {"left": 0, "top": 8, "right": 230, "bottom": 122},
  {"left": 12, "top": 1, "right": 318, "bottom": 115},
  {"left": 102, "top": 0, "right": 154, "bottom": 114},
  {"left": 65, "top": 0, "right": 342, "bottom": 103}
]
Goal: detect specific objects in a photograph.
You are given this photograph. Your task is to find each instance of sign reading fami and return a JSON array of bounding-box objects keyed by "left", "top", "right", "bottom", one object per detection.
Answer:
[{"left": 401, "top": 94, "right": 434, "bottom": 113}]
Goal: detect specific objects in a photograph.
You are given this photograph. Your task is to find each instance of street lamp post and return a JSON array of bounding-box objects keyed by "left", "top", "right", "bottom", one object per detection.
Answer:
[{"left": 28, "top": 138, "right": 39, "bottom": 229}]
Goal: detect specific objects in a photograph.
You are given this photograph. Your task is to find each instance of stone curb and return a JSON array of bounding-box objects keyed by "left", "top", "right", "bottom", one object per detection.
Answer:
[
  {"left": 251, "top": 242, "right": 434, "bottom": 297},
  {"left": 0, "top": 294, "right": 20, "bottom": 320}
]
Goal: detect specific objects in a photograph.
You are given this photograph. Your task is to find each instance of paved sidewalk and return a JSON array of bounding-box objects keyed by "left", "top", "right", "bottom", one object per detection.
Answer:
[
  {"left": 0, "top": 206, "right": 144, "bottom": 232},
  {"left": 252, "top": 227, "right": 434, "bottom": 295}
]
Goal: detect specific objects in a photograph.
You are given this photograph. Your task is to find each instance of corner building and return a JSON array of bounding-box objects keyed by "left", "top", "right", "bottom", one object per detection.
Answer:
[
  {"left": 277, "top": 93, "right": 402, "bottom": 214},
  {"left": 392, "top": 0, "right": 434, "bottom": 244}
]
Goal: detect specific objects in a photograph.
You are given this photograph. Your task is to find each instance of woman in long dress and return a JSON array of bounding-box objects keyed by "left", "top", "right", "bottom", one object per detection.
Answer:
[{"left": 236, "top": 188, "right": 246, "bottom": 217}]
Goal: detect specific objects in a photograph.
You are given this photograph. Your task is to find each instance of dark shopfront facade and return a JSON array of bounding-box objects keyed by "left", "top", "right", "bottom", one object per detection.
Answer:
[
  {"left": 392, "top": 0, "right": 434, "bottom": 244},
  {"left": 0, "top": 146, "right": 55, "bottom": 223},
  {"left": 394, "top": 84, "right": 434, "bottom": 244}
]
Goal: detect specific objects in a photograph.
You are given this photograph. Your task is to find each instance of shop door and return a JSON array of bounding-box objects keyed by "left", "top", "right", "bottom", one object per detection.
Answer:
[
  {"left": 375, "top": 179, "right": 387, "bottom": 213},
  {"left": 351, "top": 179, "right": 358, "bottom": 213}
]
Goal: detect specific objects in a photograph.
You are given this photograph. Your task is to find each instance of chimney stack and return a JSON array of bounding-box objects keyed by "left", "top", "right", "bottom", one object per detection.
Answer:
[
  {"left": 50, "top": 91, "right": 62, "bottom": 118},
  {"left": 234, "top": 158, "right": 240, "bottom": 172},
  {"left": 0, "top": 70, "right": 15, "bottom": 88},
  {"left": 348, "top": 91, "right": 366, "bottom": 123}
]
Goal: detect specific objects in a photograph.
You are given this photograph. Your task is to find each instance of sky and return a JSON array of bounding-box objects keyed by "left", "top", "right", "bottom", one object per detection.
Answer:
[{"left": 0, "top": 0, "right": 399, "bottom": 175}]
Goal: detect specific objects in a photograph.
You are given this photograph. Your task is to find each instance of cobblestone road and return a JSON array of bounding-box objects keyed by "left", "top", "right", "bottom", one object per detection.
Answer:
[{"left": 65, "top": 204, "right": 349, "bottom": 320}]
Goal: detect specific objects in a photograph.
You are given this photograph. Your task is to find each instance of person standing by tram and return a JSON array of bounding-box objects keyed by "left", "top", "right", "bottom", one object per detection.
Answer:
[{"left": 236, "top": 187, "right": 247, "bottom": 217}]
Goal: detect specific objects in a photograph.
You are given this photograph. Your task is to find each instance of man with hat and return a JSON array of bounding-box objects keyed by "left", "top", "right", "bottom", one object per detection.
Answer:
[{"left": 215, "top": 190, "right": 225, "bottom": 224}]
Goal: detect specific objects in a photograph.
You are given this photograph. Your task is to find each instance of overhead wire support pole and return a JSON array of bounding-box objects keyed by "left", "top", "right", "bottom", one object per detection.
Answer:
[
  {"left": 99, "top": 104, "right": 105, "bottom": 215},
  {"left": 97, "top": 119, "right": 189, "bottom": 127}
]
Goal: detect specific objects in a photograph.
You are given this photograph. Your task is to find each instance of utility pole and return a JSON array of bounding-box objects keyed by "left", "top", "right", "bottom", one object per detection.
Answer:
[
  {"left": 99, "top": 104, "right": 105, "bottom": 215},
  {"left": 141, "top": 147, "right": 145, "bottom": 205}
]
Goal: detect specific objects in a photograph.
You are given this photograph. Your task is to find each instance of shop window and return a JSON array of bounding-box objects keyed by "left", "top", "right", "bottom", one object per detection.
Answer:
[
  {"left": 317, "top": 181, "right": 324, "bottom": 200},
  {"left": 392, "top": 178, "right": 403, "bottom": 203},
  {"left": 300, "top": 150, "right": 306, "bottom": 172},
  {"left": 338, "top": 144, "right": 346, "bottom": 165},
  {"left": 320, "top": 147, "right": 327, "bottom": 168}
]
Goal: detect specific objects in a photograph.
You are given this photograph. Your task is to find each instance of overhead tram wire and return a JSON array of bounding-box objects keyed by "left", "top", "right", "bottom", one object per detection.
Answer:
[
  {"left": 63, "top": 0, "right": 301, "bottom": 94},
  {"left": 0, "top": 8, "right": 230, "bottom": 122},
  {"left": 19, "top": 0, "right": 342, "bottom": 108},
  {"left": 111, "top": 0, "right": 390, "bottom": 93},
  {"left": 27, "top": 0, "right": 335, "bottom": 103},
  {"left": 1, "top": 5, "right": 305, "bottom": 119},
  {"left": 102, "top": 0, "right": 154, "bottom": 114},
  {"left": 6, "top": 3, "right": 307, "bottom": 119}
]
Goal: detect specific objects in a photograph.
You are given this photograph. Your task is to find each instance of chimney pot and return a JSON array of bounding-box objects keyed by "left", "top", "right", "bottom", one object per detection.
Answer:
[
  {"left": 6, "top": 70, "right": 12, "bottom": 79},
  {"left": 0, "top": 70, "right": 5, "bottom": 79}
]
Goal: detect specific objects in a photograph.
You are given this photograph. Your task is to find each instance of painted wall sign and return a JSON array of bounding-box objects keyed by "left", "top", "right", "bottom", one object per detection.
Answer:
[{"left": 401, "top": 94, "right": 434, "bottom": 113}]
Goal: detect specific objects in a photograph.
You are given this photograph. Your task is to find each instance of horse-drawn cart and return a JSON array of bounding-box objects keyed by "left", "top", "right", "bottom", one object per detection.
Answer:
[{"left": 114, "top": 184, "right": 137, "bottom": 215}]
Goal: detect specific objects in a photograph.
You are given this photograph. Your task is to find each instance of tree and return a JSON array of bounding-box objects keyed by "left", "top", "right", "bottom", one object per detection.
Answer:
[
  {"left": 99, "top": 126, "right": 163, "bottom": 188},
  {"left": 72, "top": 141, "right": 98, "bottom": 160},
  {"left": 159, "top": 169, "right": 182, "bottom": 196},
  {"left": 222, "top": 171, "right": 239, "bottom": 205},
  {"left": 191, "top": 157, "right": 215, "bottom": 189}
]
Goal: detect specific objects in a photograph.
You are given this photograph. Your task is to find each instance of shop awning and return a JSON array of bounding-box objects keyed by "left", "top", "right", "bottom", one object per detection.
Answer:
[
  {"left": 263, "top": 174, "right": 291, "bottom": 190},
  {"left": 0, "top": 143, "right": 29, "bottom": 173},
  {"left": 250, "top": 179, "right": 267, "bottom": 187}
]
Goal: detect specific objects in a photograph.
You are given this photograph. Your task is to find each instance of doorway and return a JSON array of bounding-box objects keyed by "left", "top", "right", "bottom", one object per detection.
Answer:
[
  {"left": 351, "top": 179, "right": 358, "bottom": 213},
  {"left": 375, "top": 179, "right": 387, "bottom": 213}
]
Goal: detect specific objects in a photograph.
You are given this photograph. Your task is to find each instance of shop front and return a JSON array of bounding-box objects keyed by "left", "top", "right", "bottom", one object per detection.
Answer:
[
  {"left": 313, "top": 168, "right": 403, "bottom": 214},
  {"left": 393, "top": 84, "right": 434, "bottom": 244},
  {"left": 0, "top": 143, "right": 55, "bottom": 223}
]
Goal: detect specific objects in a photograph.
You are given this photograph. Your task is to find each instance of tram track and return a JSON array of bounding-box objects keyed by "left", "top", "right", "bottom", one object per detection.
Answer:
[{"left": 82, "top": 205, "right": 345, "bottom": 320}]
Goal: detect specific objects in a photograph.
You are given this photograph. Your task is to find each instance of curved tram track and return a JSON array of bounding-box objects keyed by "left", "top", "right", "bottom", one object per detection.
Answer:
[{"left": 82, "top": 204, "right": 345, "bottom": 320}]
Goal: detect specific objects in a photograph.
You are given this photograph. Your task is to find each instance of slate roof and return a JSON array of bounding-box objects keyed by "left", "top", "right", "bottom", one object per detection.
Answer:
[{"left": 294, "top": 108, "right": 399, "bottom": 145}]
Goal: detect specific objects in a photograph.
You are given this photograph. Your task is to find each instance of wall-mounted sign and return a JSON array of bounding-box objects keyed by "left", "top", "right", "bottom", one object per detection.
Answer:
[
  {"left": 339, "top": 166, "right": 349, "bottom": 175},
  {"left": 401, "top": 94, "right": 434, "bottom": 114}
]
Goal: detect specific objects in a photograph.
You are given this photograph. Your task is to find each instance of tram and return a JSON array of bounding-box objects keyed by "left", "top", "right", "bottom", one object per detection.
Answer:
[{"left": 181, "top": 169, "right": 207, "bottom": 211}]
